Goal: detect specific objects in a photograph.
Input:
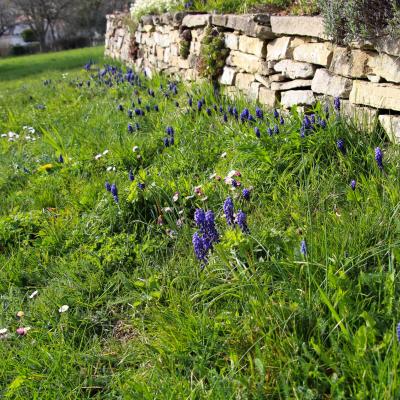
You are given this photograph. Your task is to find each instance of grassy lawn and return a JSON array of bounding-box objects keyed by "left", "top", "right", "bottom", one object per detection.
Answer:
[
  {"left": 0, "top": 47, "right": 400, "bottom": 399},
  {"left": 0, "top": 46, "right": 104, "bottom": 89}
]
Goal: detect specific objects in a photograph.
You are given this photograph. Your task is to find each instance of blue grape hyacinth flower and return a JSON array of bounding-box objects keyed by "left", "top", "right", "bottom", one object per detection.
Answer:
[
  {"left": 236, "top": 210, "right": 249, "bottom": 233},
  {"left": 254, "top": 127, "right": 261, "bottom": 138},
  {"left": 300, "top": 240, "right": 307, "bottom": 256},
  {"left": 223, "top": 197, "right": 235, "bottom": 226},
  {"left": 337, "top": 139, "right": 346, "bottom": 155},
  {"left": 129, "top": 170, "right": 135, "bottom": 182},
  {"left": 375, "top": 147, "right": 383, "bottom": 169},
  {"left": 105, "top": 181, "right": 111, "bottom": 192},
  {"left": 334, "top": 97, "right": 341, "bottom": 111},
  {"left": 242, "top": 188, "right": 250, "bottom": 201},
  {"left": 350, "top": 180, "right": 356, "bottom": 190}
]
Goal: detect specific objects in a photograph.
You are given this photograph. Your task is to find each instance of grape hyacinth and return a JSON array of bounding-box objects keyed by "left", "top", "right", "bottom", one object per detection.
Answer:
[
  {"left": 334, "top": 97, "right": 341, "bottom": 111},
  {"left": 58, "top": 154, "right": 64, "bottom": 163},
  {"left": 129, "top": 170, "right": 134, "bottom": 182},
  {"left": 255, "top": 107, "right": 263, "bottom": 120},
  {"left": 350, "top": 179, "right": 356, "bottom": 191},
  {"left": 254, "top": 127, "right": 261, "bottom": 138},
  {"left": 105, "top": 181, "right": 111, "bottom": 192},
  {"left": 110, "top": 184, "right": 119, "bottom": 203},
  {"left": 192, "top": 232, "right": 208, "bottom": 263},
  {"left": 223, "top": 113, "right": 228, "bottom": 123},
  {"left": 128, "top": 123, "right": 134, "bottom": 133},
  {"left": 194, "top": 208, "right": 206, "bottom": 228},
  {"left": 242, "top": 188, "right": 251, "bottom": 201},
  {"left": 273, "top": 109, "right": 279, "bottom": 119},
  {"left": 223, "top": 196, "right": 235, "bottom": 226},
  {"left": 274, "top": 124, "right": 279, "bottom": 135},
  {"left": 236, "top": 210, "right": 249, "bottom": 233},
  {"left": 397, "top": 322, "right": 400, "bottom": 343},
  {"left": 138, "top": 182, "right": 145, "bottom": 190},
  {"left": 375, "top": 147, "right": 383, "bottom": 170},
  {"left": 337, "top": 139, "right": 346, "bottom": 155},
  {"left": 300, "top": 240, "right": 307, "bottom": 256}
]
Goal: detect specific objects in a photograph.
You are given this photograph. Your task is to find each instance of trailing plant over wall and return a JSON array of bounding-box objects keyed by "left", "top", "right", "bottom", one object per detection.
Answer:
[
  {"left": 319, "top": 0, "right": 400, "bottom": 44},
  {"left": 197, "top": 26, "right": 229, "bottom": 82}
]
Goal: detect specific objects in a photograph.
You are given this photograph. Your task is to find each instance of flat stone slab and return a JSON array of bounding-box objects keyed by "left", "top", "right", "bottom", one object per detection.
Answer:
[
  {"left": 182, "top": 14, "right": 211, "bottom": 27},
  {"left": 274, "top": 59, "right": 316, "bottom": 79},
  {"left": 281, "top": 90, "right": 316, "bottom": 108},
  {"left": 270, "top": 16, "right": 327, "bottom": 39},
  {"left": 293, "top": 42, "right": 333, "bottom": 67},
  {"left": 349, "top": 81, "right": 400, "bottom": 112},
  {"left": 271, "top": 79, "right": 312, "bottom": 91},
  {"left": 311, "top": 68, "right": 353, "bottom": 98}
]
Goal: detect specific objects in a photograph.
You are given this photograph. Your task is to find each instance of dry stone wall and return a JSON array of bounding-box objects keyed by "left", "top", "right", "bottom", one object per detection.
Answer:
[{"left": 105, "top": 12, "right": 400, "bottom": 141}]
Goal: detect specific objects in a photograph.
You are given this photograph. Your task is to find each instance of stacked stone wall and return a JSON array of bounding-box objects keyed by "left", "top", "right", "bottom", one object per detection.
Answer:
[{"left": 105, "top": 12, "right": 400, "bottom": 141}]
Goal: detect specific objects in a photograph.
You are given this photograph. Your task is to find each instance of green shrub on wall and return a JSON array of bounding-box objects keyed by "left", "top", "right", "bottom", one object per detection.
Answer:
[
  {"left": 198, "top": 26, "right": 229, "bottom": 82},
  {"left": 319, "top": 0, "right": 400, "bottom": 43},
  {"left": 21, "top": 29, "right": 37, "bottom": 43}
]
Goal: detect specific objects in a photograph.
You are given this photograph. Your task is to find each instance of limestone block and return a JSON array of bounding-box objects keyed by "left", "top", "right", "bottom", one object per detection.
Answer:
[
  {"left": 219, "top": 67, "right": 237, "bottom": 85},
  {"left": 259, "top": 87, "right": 279, "bottom": 108},
  {"left": 224, "top": 32, "right": 239, "bottom": 50},
  {"left": 379, "top": 115, "right": 400, "bottom": 142},
  {"left": 274, "top": 59, "right": 316, "bottom": 79},
  {"left": 311, "top": 69, "right": 353, "bottom": 98},
  {"left": 281, "top": 90, "right": 316, "bottom": 108},
  {"left": 227, "top": 51, "right": 263, "bottom": 74},
  {"left": 270, "top": 16, "right": 327, "bottom": 39},
  {"left": 255, "top": 74, "right": 270, "bottom": 88},
  {"left": 329, "top": 48, "right": 371, "bottom": 78},
  {"left": 249, "top": 82, "right": 262, "bottom": 100},
  {"left": 238, "top": 35, "right": 267, "bottom": 57},
  {"left": 135, "top": 31, "right": 142, "bottom": 44},
  {"left": 154, "top": 32, "right": 170, "bottom": 48},
  {"left": 170, "top": 44, "right": 179, "bottom": 57},
  {"left": 341, "top": 99, "right": 378, "bottom": 131},
  {"left": 163, "top": 47, "right": 171, "bottom": 63},
  {"left": 236, "top": 73, "right": 255, "bottom": 91},
  {"left": 368, "top": 53, "right": 400, "bottom": 83},
  {"left": 211, "top": 14, "right": 228, "bottom": 27},
  {"left": 271, "top": 79, "right": 312, "bottom": 91},
  {"left": 267, "top": 37, "right": 291, "bottom": 61},
  {"left": 156, "top": 46, "right": 164, "bottom": 60},
  {"left": 350, "top": 81, "right": 400, "bottom": 111},
  {"left": 226, "top": 14, "right": 274, "bottom": 39},
  {"left": 293, "top": 42, "right": 333, "bottom": 66},
  {"left": 182, "top": 14, "right": 211, "bottom": 27},
  {"left": 269, "top": 74, "right": 286, "bottom": 82},
  {"left": 375, "top": 36, "right": 400, "bottom": 57}
]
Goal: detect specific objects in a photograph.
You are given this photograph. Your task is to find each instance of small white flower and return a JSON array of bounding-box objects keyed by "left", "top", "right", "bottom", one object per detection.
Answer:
[
  {"left": 220, "top": 152, "right": 227, "bottom": 158},
  {"left": 132, "top": 146, "right": 139, "bottom": 152},
  {"left": 59, "top": 305, "right": 69, "bottom": 313},
  {"left": 103, "top": 149, "right": 109, "bottom": 155},
  {"left": 0, "top": 328, "right": 8, "bottom": 335},
  {"left": 106, "top": 166, "right": 114, "bottom": 172},
  {"left": 1, "top": 134, "right": 6, "bottom": 138},
  {"left": 163, "top": 207, "right": 172, "bottom": 213},
  {"left": 227, "top": 170, "right": 237, "bottom": 178},
  {"left": 95, "top": 154, "right": 102, "bottom": 160},
  {"left": 29, "top": 290, "right": 38, "bottom": 299}
]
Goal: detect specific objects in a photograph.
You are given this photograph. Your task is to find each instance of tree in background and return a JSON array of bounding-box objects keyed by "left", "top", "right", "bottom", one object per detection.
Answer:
[{"left": 0, "top": 0, "right": 17, "bottom": 36}]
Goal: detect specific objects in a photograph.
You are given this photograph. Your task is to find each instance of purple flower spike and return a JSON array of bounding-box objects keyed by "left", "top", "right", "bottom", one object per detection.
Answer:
[
  {"left": 224, "top": 197, "right": 235, "bottom": 226},
  {"left": 192, "top": 232, "right": 207, "bottom": 263},
  {"left": 350, "top": 180, "right": 356, "bottom": 191},
  {"left": 236, "top": 210, "right": 249, "bottom": 233},
  {"left": 375, "top": 147, "right": 383, "bottom": 170},
  {"left": 194, "top": 209, "right": 206, "bottom": 228},
  {"left": 58, "top": 154, "right": 64, "bottom": 163},
  {"left": 129, "top": 170, "right": 135, "bottom": 182},
  {"left": 138, "top": 182, "right": 145, "bottom": 190},
  {"left": 273, "top": 109, "right": 279, "bottom": 119},
  {"left": 242, "top": 188, "right": 250, "bottom": 201},
  {"left": 334, "top": 97, "right": 341, "bottom": 111},
  {"left": 223, "top": 113, "right": 228, "bottom": 123},
  {"left": 300, "top": 240, "right": 307, "bottom": 256},
  {"left": 337, "top": 139, "right": 346, "bottom": 155},
  {"left": 254, "top": 127, "right": 261, "bottom": 138},
  {"left": 128, "top": 123, "right": 134, "bottom": 133},
  {"left": 397, "top": 322, "right": 400, "bottom": 343},
  {"left": 105, "top": 181, "right": 111, "bottom": 192},
  {"left": 255, "top": 107, "right": 263, "bottom": 119}
]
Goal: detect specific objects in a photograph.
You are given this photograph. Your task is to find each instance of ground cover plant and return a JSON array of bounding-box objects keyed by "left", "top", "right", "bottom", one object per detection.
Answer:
[{"left": 1, "top": 47, "right": 400, "bottom": 399}]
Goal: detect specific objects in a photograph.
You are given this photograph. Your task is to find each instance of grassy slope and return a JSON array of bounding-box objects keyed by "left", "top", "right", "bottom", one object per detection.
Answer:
[{"left": 0, "top": 47, "right": 400, "bottom": 399}]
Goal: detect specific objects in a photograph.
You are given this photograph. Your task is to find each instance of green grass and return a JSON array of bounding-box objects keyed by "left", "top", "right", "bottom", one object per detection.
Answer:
[
  {"left": 1, "top": 47, "right": 400, "bottom": 399},
  {"left": 0, "top": 46, "right": 104, "bottom": 89}
]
